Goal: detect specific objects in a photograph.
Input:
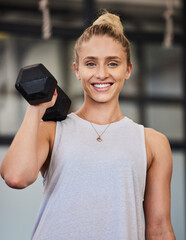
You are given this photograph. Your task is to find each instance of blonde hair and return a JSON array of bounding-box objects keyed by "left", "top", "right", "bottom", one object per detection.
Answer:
[{"left": 74, "top": 10, "right": 131, "bottom": 66}]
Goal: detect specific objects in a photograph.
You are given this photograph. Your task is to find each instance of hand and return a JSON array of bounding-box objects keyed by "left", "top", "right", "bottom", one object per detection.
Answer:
[{"left": 27, "top": 88, "right": 58, "bottom": 120}]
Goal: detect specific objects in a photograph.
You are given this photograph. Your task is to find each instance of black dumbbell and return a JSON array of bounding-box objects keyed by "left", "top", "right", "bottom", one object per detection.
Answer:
[{"left": 15, "top": 63, "right": 71, "bottom": 121}]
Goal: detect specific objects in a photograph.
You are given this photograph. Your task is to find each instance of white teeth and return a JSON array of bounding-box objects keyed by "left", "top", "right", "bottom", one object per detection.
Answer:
[{"left": 93, "top": 83, "right": 111, "bottom": 88}]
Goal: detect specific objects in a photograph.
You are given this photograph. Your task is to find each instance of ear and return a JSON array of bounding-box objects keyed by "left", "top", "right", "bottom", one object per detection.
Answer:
[
  {"left": 73, "top": 62, "right": 81, "bottom": 80},
  {"left": 125, "top": 63, "right": 133, "bottom": 80}
]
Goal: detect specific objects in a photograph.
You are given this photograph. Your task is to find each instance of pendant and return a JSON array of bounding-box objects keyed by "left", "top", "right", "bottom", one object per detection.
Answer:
[{"left": 97, "top": 137, "right": 102, "bottom": 142}]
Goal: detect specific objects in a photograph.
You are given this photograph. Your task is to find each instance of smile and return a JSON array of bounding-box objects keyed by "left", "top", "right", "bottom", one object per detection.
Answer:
[
  {"left": 91, "top": 82, "right": 113, "bottom": 92},
  {"left": 92, "top": 83, "right": 113, "bottom": 88},
  {"left": 94, "top": 83, "right": 111, "bottom": 88}
]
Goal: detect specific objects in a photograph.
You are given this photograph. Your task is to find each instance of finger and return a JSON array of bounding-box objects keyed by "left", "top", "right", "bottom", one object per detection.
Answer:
[{"left": 54, "top": 88, "right": 57, "bottom": 96}]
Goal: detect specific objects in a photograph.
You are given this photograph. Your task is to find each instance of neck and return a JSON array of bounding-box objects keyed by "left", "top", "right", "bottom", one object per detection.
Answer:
[{"left": 76, "top": 100, "right": 124, "bottom": 125}]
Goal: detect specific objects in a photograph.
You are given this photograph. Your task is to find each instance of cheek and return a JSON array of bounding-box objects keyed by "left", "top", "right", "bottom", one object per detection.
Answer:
[
  {"left": 79, "top": 68, "right": 94, "bottom": 81},
  {"left": 115, "top": 72, "right": 125, "bottom": 83},
  {"left": 119, "top": 79, "right": 125, "bottom": 91},
  {"left": 117, "top": 74, "right": 125, "bottom": 89},
  {"left": 80, "top": 75, "right": 91, "bottom": 90}
]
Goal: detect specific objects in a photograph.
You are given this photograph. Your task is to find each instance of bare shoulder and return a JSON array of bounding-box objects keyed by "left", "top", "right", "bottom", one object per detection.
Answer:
[
  {"left": 144, "top": 128, "right": 172, "bottom": 169},
  {"left": 145, "top": 127, "right": 170, "bottom": 146}
]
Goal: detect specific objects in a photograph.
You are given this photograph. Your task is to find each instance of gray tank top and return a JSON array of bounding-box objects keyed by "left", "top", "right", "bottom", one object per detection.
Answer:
[{"left": 31, "top": 113, "right": 147, "bottom": 240}]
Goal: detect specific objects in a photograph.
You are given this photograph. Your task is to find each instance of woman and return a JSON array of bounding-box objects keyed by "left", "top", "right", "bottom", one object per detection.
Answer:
[{"left": 0, "top": 11, "right": 175, "bottom": 239}]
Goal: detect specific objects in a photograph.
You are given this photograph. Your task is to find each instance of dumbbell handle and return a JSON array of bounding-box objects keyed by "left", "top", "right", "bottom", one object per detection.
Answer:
[{"left": 42, "top": 85, "right": 71, "bottom": 121}]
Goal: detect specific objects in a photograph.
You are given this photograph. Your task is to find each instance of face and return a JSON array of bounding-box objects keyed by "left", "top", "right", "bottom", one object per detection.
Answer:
[{"left": 73, "top": 35, "right": 132, "bottom": 105}]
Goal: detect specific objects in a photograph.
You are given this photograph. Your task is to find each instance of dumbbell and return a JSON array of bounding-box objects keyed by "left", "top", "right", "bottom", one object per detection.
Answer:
[{"left": 15, "top": 63, "right": 71, "bottom": 121}]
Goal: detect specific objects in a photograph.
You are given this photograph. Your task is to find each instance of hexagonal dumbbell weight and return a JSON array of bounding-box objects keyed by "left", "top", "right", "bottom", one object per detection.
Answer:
[{"left": 15, "top": 63, "right": 71, "bottom": 121}]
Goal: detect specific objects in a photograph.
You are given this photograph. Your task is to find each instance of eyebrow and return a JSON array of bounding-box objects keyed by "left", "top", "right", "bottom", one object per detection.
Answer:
[{"left": 83, "top": 56, "right": 121, "bottom": 61}]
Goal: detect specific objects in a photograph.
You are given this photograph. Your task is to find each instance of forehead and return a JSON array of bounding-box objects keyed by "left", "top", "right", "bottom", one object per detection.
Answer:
[{"left": 79, "top": 35, "right": 126, "bottom": 59}]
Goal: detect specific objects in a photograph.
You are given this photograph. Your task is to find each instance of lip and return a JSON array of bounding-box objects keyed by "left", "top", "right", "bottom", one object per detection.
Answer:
[{"left": 91, "top": 82, "right": 113, "bottom": 92}]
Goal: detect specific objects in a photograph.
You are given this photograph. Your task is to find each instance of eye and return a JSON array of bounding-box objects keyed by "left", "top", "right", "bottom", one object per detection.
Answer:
[
  {"left": 86, "top": 62, "right": 96, "bottom": 67},
  {"left": 108, "top": 62, "right": 118, "bottom": 67}
]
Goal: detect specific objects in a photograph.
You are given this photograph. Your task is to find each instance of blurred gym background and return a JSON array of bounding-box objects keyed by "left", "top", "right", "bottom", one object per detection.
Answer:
[{"left": 0, "top": 0, "right": 185, "bottom": 239}]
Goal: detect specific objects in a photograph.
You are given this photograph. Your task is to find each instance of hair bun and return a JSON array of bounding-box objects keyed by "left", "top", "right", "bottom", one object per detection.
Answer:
[{"left": 93, "top": 11, "right": 124, "bottom": 34}]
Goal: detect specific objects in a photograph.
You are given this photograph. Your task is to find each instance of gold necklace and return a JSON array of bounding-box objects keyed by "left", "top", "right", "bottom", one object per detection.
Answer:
[
  {"left": 80, "top": 112, "right": 121, "bottom": 142},
  {"left": 89, "top": 121, "right": 111, "bottom": 142}
]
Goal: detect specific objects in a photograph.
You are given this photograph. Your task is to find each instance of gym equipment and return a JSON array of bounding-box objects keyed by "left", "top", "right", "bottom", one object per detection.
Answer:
[{"left": 15, "top": 63, "right": 71, "bottom": 121}]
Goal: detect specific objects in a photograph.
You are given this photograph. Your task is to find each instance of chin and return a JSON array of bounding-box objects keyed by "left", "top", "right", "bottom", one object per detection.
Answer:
[
  {"left": 85, "top": 91, "right": 118, "bottom": 104},
  {"left": 92, "top": 96, "right": 115, "bottom": 104}
]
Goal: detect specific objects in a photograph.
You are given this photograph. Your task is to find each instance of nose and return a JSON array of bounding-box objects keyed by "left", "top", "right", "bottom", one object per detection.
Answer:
[{"left": 95, "top": 65, "right": 109, "bottom": 80}]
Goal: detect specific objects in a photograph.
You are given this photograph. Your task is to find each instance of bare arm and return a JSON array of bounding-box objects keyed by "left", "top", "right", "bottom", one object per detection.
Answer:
[
  {"left": 144, "top": 128, "right": 175, "bottom": 240},
  {"left": 0, "top": 91, "right": 57, "bottom": 189}
]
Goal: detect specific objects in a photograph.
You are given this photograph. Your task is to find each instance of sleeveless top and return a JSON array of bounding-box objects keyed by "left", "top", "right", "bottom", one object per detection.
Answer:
[{"left": 31, "top": 113, "right": 147, "bottom": 240}]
